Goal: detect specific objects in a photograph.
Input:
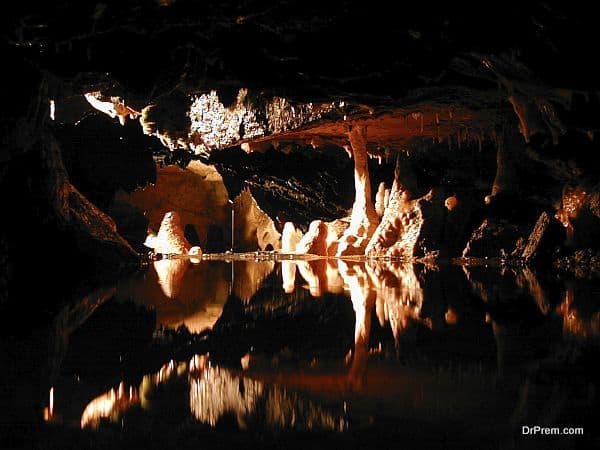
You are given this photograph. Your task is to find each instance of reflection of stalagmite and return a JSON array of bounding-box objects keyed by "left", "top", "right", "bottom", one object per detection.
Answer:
[
  {"left": 559, "top": 284, "right": 600, "bottom": 339},
  {"left": 336, "top": 126, "right": 380, "bottom": 256},
  {"left": 366, "top": 158, "right": 431, "bottom": 258},
  {"left": 296, "top": 259, "right": 328, "bottom": 297},
  {"left": 117, "top": 260, "right": 229, "bottom": 332},
  {"left": 234, "top": 261, "right": 275, "bottom": 302},
  {"left": 295, "top": 220, "right": 328, "bottom": 255},
  {"left": 154, "top": 259, "right": 189, "bottom": 299},
  {"left": 325, "top": 259, "right": 344, "bottom": 294},
  {"left": 146, "top": 211, "right": 192, "bottom": 298},
  {"left": 282, "top": 261, "right": 297, "bottom": 294},
  {"left": 365, "top": 261, "right": 426, "bottom": 342},
  {"left": 515, "top": 268, "right": 550, "bottom": 315},
  {"left": 338, "top": 261, "right": 375, "bottom": 390}
]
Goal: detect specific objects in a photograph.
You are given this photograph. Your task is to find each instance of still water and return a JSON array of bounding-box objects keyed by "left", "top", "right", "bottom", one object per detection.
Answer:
[{"left": 36, "top": 258, "right": 600, "bottom": 448}]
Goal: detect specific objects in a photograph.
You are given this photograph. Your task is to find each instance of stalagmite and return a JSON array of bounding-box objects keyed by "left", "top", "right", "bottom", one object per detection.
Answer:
[
  {"left": 365, "top": 157, "right": 430, "bottom": 259},
  {"left": 188, "top": 246, "right": 203, "bottom": 264},
  {"left": 295, "top": 220, "right": 328, "bottom": 255},
  {"left": 145, "top": 211, "right": 192, "bottom": 299},
  {"left": 281, "top": 222, "right": 302, "bottom": 293},
  {"left": 281, "top": 222, "right": 303, "bottom": 253},
  {"left": 336, "top": 126, "right": 380, "bottom": 256},
  {"left": 152, "top": 211, "right": 191, "bottom": 254}
]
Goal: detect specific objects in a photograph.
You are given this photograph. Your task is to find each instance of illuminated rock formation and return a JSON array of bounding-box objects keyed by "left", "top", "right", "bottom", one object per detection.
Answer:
[
  {"left": 280, "top": 222, "right": 302, "bottom": 293},
  {"left": 151, "top": 211, "right": 191, "bottom": 254},
  {"left": 375, "top": 182, "right": 387, "bottom": 218},
  {"left": 84, "top": 92, "right": 140, "bottom": 126},
  {"left": 295, "top": 220, "right": 328, "bottom": 255},
  {"left": 188, "top": 246, "right": 203, "bottom": 264},
  {"left": 552, "top": 185, "right": 600, "bottom": 249},
  {"left": 366, "top": 157, "right": 437, "bottom": 259},
  {"left": 281, "top": 222, "right": 303, "bottom": 253},
  {"left": 233, "top": 189, "right": 281, "bottom": 251},
  {"left": 336, "top": 126, "right": 380, "bottom": 256},
  {"left": 115, "top": 161, "right": 230, "bottom": 249},
  {"left": 188, "top": 89, "right": 337, "bottom": 153}
]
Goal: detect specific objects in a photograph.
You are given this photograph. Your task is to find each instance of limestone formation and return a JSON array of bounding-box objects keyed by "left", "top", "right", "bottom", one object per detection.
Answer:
[
  {"left": 115, "top": 161, "right": 230, "bottom": 250},
  {"left": 336, "top": 126, "right": 380, "bottom": 256},
  {"left": 375, "top": 182, "right": 387, "bottom": 218},
  {"left": 281, "top": 222, "right": 303, "bottom": 253},
  {"left": 295, "top": 220, "right": 328, "bottom": 255},
  {"left": 188, "top": 246, "right": 203, "bottom": 264},
  {"left": 84, "top": 92, "right": 140, "bottom": 126},
  {"left": 233, "top": 189, "right": 281, "bottom": 251},
  {"left": 153, "top": 211, "right": 191, "bottom": 254},
  {"left": 365, "top": 158, "right": 435, "bottom": 259}
]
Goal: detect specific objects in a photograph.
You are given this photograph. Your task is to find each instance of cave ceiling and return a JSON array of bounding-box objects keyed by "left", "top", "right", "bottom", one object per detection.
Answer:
[{"left": 6, "top": 1, "right": 600, "bottom": 156}]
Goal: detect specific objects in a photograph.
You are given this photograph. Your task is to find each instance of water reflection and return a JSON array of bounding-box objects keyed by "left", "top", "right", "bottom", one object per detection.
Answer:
[
  {"left": 80, "top": 355, "right": 346, "bottom": 432},
  {"left": 189, "top": 357, "right": 345, "bottom": 430},
  {"left": 116, "top": 259, "right": 278, "bottom": 332},
  {"left": 48, "top": 257, "right": 600, "bottom": 446}
]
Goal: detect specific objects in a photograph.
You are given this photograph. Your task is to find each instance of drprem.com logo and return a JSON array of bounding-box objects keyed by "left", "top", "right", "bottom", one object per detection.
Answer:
[{"left": 522, "top": 426, "right": 584, "bottom": 436}]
